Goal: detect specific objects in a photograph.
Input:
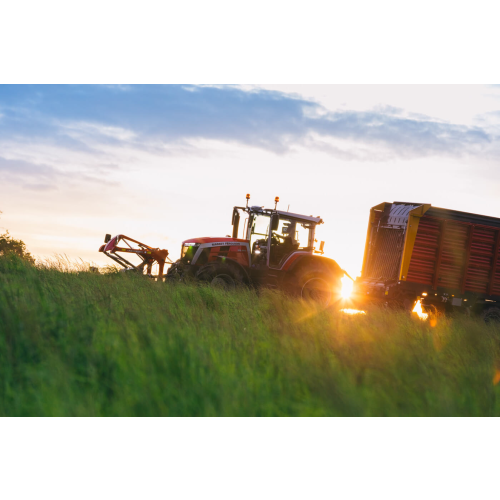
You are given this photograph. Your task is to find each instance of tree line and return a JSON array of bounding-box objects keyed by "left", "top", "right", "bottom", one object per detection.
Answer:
[{"left": 0, "top": 211, "right": 35, "bottom": 264}]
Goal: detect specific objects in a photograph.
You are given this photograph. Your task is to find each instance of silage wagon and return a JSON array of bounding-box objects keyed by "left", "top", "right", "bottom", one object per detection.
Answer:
[{"left": 353, "top": 202, "right": 500, "bottom": 321}]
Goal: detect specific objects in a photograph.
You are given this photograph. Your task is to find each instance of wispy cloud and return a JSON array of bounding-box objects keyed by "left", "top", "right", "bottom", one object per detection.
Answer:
[
  {"left": 0, "top": 156, "right": 60, "bottom": 190},
  {"left": 0, "top": 84, "right": 498, "bottom": 163},
  {"left": 0, "top": 154, "right": 118, "bottom": 190}
]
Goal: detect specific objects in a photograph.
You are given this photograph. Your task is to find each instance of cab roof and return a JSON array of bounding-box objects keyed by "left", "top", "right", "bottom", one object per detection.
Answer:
[{"left": 245, "top": 205, "right": 323, "bottom": 224}]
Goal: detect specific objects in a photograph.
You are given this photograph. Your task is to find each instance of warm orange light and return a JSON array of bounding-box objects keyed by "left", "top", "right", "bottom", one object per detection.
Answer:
[
  {"left": 341, "top": 309, "right": 366, "bottom": 315},
  {"left": 412, "top": 299, "right": 428, "bottom": 320},
  {"left": 493, "top": 370, "right": 500, "bottom": 386},
  {"left": 341, "top": 275, "right": 353, "bottom": 299}
]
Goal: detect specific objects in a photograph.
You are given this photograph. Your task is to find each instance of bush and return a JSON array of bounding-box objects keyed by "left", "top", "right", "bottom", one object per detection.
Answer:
[{"left": 0, "top": 230, "right": 35, "bottom": 264}]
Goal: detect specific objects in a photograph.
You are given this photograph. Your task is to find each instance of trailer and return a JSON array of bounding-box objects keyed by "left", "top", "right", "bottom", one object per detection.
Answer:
[{"left": 353, "top": 202, "right": 500, "bottom": 322}]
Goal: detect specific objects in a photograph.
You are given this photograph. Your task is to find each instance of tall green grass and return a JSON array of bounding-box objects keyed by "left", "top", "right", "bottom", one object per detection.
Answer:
[{"left": 1, "top": 254, "right": 499, "bottom": 416}]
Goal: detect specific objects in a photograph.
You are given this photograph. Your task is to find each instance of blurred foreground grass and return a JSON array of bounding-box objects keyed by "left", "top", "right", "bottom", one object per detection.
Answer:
[{"left": 1, "top": 255, "right": 500, "bottom": 416}]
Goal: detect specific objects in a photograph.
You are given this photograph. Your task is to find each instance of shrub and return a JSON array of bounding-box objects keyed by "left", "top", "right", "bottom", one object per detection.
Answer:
[{"left": 0, "top": 230, "right": 35, "bottom": 264}]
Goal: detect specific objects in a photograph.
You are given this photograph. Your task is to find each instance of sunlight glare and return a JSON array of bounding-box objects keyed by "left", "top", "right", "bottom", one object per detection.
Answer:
[
  {"left": 341, "top": 275, "right": 353, "bottom": 299},
  {"left": 341, "top": 309, "right": 366, "bottom": 315},
  {"left": 412, "top": 299, "right": 429, "bottom": 320}
]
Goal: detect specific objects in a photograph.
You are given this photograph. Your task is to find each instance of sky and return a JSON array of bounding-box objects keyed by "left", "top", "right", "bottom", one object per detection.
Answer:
[{"left": 1, "top": 84, "right": 500, "bottom": 276}]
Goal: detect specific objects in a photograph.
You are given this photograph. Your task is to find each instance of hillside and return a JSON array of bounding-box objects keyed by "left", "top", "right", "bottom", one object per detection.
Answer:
[{"left": 0, "top": 255, "right": 499, "bottom": 416}]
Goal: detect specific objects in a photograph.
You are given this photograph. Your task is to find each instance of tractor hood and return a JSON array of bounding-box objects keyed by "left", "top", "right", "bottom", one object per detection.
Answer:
[
  {"left": 182, "top": 237, "right": 248, "bottom": 245},
  {"left": 180, "top": 236, "right": 251, "bottom": 266}
]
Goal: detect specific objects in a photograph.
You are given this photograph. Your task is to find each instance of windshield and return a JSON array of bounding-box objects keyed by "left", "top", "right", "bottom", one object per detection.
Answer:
[
  {"left": 269, "top": 217, "right": 314, "bottom": 267},
  {"left": 250, "top": 214, "right": 270, "bottom": 257},
  {"left": 273, "top": 218, "right": 313, "bottom": 249}
]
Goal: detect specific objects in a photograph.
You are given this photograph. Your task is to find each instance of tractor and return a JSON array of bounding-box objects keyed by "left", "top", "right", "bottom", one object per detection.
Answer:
[{"left": 99, "top": 195, "right": 347, "bottom": 304}]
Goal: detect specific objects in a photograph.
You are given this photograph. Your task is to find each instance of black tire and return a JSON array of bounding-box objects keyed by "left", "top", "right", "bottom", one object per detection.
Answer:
[
  {"left": 165, "top": 259, "right": 184, "bottom": 282},
  {"left": 195, "top": 262, "right": 245, "bottom": 291},
  {"left": 287, "top": 264, "right": 341, "bottom": 306},
  {"left": 482, "top": 307, "right": 500, "bottom": 324},
  {"left": 403, "top": 297, "right": 416, "bottom": 311}
]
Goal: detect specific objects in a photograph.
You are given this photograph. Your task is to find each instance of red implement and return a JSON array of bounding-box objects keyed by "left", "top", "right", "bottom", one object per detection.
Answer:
[{"left": 99, "top": 234, "right": 171, "bottom": 277}]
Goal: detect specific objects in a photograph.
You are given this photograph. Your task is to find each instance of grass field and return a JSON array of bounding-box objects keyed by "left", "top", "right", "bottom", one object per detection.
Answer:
[{"left": 1, "top": 254, "right": 500, "bottom": 417}]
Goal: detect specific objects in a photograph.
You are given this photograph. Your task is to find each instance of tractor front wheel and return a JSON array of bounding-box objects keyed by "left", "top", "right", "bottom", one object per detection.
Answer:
[{"left": 195, "top": 262, "right": 245, "bottom": 291}]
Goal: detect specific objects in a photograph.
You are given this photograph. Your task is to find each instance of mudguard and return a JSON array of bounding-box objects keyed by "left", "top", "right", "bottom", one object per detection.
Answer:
[{"left": 286, "top": 254, "right": 344, "bottom": 278}]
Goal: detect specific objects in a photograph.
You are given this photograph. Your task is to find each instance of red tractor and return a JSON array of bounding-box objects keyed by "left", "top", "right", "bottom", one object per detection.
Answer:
[{"left": 99, "top": 195, "right": 347, "bottom": 304}]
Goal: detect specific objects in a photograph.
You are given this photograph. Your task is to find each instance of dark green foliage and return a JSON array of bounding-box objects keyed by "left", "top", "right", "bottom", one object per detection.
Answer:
[
  {"left": 0, "top": 230, "right": 35, "bottom": 264},
  {"left": 1, "top": 255, "right": 499, "bottom": 416}
]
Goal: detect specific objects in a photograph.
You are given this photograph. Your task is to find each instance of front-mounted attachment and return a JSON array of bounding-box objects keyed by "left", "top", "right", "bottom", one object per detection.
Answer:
[{"left": 99, "top": 234, "right": 172, "bottom": 278}]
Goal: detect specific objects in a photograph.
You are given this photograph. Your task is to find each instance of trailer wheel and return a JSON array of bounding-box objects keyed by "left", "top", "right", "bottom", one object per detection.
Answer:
[
  {"left": 403, "top": 297, "right": 416, "bottom": 311},
  {"left": 196, "top": 262, "right": 244, "bottom": 291},
  {"left": 482, "top": 307, "right": 500, "bottom": 324}
]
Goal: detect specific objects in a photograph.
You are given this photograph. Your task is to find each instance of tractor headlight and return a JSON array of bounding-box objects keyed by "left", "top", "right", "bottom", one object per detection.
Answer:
[{"left": 181, "top": 243, "right": 200, "bottom": 263}]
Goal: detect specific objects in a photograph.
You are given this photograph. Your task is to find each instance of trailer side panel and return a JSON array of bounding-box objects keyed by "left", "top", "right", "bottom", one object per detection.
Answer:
[{"left": 407, "top": 215, "right": 500, "bottom": 295}]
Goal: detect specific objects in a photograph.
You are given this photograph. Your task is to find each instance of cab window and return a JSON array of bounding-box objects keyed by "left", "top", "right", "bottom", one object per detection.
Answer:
[
  {"left": 269, "top": 218, "right": 313, "bottom": 267},
  {"left": 250, "top": 214, "right": 270, "bottom": 262}
]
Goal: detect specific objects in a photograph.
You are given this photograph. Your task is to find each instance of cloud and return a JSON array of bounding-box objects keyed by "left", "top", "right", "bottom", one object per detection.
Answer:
[
  {"left": 0, "top": 157, "right": 59, "bottom": 189},
  {"left": 0, "top": 155, "right": 118, "bottom": 190},
  {"left": 0, "top": 84, "right": 498, "bottom": 161},
  {"left": 308, "top": 109, "right": 492, "bottom": 159},
  {"left": 60, "top": 121, "right": 137, "bottom": 142}
]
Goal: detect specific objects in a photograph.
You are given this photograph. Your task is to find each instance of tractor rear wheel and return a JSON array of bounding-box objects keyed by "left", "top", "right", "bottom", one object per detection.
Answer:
[
  {"left": 301, "top": 277, "right": 333, "bottom": 305},
  {"left": 288, "top": 264, "right": 341, "bottom": 306},
  {"left": 196, "top": 262, "right": 244, "bottom": 291}
]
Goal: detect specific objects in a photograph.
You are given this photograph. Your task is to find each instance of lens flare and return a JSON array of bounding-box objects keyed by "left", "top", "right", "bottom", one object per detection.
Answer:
[
  {"left": 341, "top": 309, "right": 366, "bottom": 315},
  {"left": 341, "top": 275, "right": 353, "bottom": 299},
  {"left": 412, "top": 299, "right": 428, "bottom": 320}
]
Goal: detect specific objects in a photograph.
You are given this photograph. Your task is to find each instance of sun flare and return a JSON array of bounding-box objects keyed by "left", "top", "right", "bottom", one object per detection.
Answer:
[
  {"left": 341, "top": 275, "right": 353, "bottom": 299},
  {"left": 412, "top": 299, "right": 429, "bottom": 320},
  {"left": 341, "top": 308, "right": 366, "bottom": 315}
]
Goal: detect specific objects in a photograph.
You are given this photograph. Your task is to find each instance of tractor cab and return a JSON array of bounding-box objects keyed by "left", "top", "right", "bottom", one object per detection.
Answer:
[{"left": 231, "top": 195, "right": 324, "bottom": 270}]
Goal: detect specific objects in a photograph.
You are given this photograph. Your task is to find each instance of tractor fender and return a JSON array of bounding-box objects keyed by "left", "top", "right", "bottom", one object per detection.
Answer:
[
  {"left": 214, "top": 256, "right": 251, "bottom": 285},
  {"left": 286, "top": 254, "right": 344, "bottom": 278}
]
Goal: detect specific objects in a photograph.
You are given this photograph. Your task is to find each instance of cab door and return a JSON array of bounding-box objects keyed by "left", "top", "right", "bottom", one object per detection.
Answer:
[
  {"left": 249, "top": 213, "right": 271, "bottom": 267},
  {"left": 269, "top": 215, "right": 313, "bottom": 269}
]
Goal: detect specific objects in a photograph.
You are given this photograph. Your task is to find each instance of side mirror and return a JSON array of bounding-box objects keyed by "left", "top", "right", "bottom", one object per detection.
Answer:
[
  {"left": 271, "top": 215, "right": 279, "bottom": 231},
  {"left": 104, "top": 234, "right": 111, "bottom": 243},
  {"left": 319, "top": 241, "right": 325, "bottom": 253}
]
